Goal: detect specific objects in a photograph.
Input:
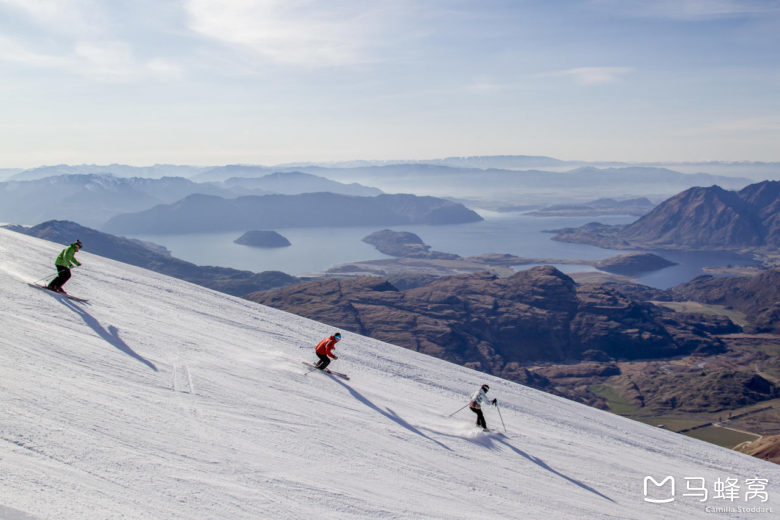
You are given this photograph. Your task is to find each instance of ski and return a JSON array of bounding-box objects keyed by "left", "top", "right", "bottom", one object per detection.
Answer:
[
  {"left": 478, "top": 428, "right": 506, "bottom": 436},
  {"left": 301, "top": 361, "right": 350, "bottom": 380},
  {"left": 28, "top": 283, "right": 89, "bottom": 303}
]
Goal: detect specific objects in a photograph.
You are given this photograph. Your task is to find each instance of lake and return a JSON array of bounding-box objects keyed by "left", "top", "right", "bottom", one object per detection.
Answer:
[{"left": 129, "top": 210, "right": 758, "bottom": 289}]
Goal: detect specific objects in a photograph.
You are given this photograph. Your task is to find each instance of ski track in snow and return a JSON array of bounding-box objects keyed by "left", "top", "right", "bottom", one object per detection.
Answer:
[{"left": 1, "top": 228, "right": 779, "bottom": 519}]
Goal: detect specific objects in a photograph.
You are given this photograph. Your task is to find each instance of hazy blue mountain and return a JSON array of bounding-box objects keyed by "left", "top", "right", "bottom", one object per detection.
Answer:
[
  {"left": 424, "top": 155, "right": 577, "bottom": 169},
  {"left": 193, "top": 164, "right": 276, "bottom": 182},
  {"left": 0, "top": 168, "right": 23, "bottom": 181},
  {"left": 280, "top": 164, "right": 753, "bottom": 208},
  {"left": 103, "top": 193, "right": 483, "bottom": 234},
  {"left": 566, "top": 167, "right": 750, "bottom": 190},
  {"left": 12, "top": 164, "right": 208, "bottom": 181},
  {"left": 237, "top": 155, "right": 575, "bottom": 170},
  {"left": 0, "top": 170, "right": 387, "bottom": 229},
  {"left": 526, "top": 197, "right": 655, "bottom": 217},
  {"left": 638, "top": 161, "right": 780, "bottom": 181},
  {"left": 0, "top": 174, "right": 232, "bottom": 227},
  {"left": 4, "top": 160, "right": 761, "bottom": 226},
  {"left": 224, "top": 171, "right": 382, "bottom": 196}
]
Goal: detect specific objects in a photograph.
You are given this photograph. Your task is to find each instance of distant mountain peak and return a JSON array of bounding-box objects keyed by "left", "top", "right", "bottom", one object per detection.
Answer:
[{"left": 553, "top": 180, "right": 780, "bottom": 251}]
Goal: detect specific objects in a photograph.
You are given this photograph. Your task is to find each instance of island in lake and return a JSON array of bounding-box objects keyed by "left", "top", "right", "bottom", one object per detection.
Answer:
[
  {"left": 329, "top": 229, "right": 676, "bottom": 279},
  {"left": 234, "top": 230, "right": 291, "bottom": 248}
]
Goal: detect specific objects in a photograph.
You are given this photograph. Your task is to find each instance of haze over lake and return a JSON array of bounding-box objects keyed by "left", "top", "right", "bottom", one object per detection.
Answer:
[{"left": 129, "top": 211, "right": 758, "bottom": 288}]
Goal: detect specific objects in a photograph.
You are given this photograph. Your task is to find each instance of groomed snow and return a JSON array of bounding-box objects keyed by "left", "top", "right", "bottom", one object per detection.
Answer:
[{"left": 0, "top": 228, "right": 778, "bottom": 519}]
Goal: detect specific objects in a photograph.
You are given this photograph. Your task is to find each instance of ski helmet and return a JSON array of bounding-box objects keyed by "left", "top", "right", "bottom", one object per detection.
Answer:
[
  {"left": 75, "top": 239, "right": 83, "bottom": 249},
  {"left": 481, "top": 384, "right": 489, "bottom": 392},
  {"left": 334, "top": 332, "right": 342, "bottom": 340}
]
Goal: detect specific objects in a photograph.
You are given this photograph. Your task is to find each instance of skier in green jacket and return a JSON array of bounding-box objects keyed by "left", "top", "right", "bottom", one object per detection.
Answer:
[{"left": 47, "top": 240, "right": 83, "bottom": 294}]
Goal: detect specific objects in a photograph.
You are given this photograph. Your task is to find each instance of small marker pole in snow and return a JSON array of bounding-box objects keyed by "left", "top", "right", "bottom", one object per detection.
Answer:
[
  {"left": 495, "top": 402, "right": 507, "bottom": 433},
  {"left": 448, "top": 404, "right": 469, "bottom": 417}
]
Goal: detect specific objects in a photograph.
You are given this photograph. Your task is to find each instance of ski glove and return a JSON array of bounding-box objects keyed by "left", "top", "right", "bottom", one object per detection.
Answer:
[{"left": 492, "top": 398, "right": 497, "bottom": 405}]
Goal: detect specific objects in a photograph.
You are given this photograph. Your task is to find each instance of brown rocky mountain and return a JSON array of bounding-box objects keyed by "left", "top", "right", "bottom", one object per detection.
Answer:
[
  {"left": 552, "top": 180, "right": 780, "bottom": 251},
  {"left": 738, "top": 180, "right": 780, "bottom": 246},
  {"left": 670, "top": 268, "right": 780, "bottom": 333},
  {"left": 620, "top": 185, "right": 763, "bottom": 248},
  {"left": 247, "top": 266, "right": 737, "bottom": 384}
]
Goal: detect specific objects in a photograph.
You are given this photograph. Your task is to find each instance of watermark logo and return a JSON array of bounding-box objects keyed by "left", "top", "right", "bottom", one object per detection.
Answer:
[
  {"left": 643, "top": 476, "right": 675, "bottom": 504},
  {"left": 643, "top": 476, "right": 771, "bottom": 512}
]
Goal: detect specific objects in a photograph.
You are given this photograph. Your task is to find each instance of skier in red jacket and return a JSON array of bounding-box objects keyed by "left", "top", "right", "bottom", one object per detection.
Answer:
[{"left": 313, "top": 332, "right": 341, "bottom": 370}]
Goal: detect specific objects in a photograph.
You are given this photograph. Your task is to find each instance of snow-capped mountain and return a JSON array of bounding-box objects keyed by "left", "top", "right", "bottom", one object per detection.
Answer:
[{"left": 0, "top": 228, "right": 777, "bottom": 519}]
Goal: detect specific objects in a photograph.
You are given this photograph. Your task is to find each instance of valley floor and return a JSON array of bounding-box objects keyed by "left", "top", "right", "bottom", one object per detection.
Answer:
[{"left": 532, "top": 333, "right": 780, "bottom": 456}]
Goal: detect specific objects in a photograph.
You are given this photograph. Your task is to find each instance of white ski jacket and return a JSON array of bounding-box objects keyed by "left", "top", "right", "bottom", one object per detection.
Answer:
[{"left": 469, "top": 388, "right": 494, "bottom": 409}]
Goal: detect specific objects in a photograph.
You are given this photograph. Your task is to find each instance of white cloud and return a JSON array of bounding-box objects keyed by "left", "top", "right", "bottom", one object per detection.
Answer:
[
  {"left": 146, "top": 58, "right": 184, "bottom": 81},
  {"left": 552, "top": 67, "right": 632, "bottom": 86},
  {"left": 588, "top": 0, "right": 780, "bottom": 20},
  {"left": 0, "top": 1, "right": 184, "bottom": 82},
  {"left": 183, "top": 0, "right": 403, "bottom": 67},
  {"left": 465, "top": 77, "right": 506, "bottom": 93},
  {"left": 0, "top": 34, "right": 68, "bottom": 67},
  {"left": 0, "top": 0, "right": 106, "bottom": 38},
  {"left": 0, "top": 34, "right": 184, "bottom": 82},
  {"left": 74, "top": 41, "right": 136, "bottom": 79}
]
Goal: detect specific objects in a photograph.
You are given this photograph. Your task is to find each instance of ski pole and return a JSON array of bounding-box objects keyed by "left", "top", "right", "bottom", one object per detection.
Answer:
[
  {"left": 495, "top": 402, "right": 507, "bottom": 433},
  {"left": 448, "top": 404, "right": 469, "bottom": 417},
  {"left": 33, "top": 272, "right": 58, "bottom": 285}
]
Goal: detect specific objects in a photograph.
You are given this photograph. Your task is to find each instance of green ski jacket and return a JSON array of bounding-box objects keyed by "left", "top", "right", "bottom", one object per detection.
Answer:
[{"left": 55, "top": 244, "right": 82, "bottom": 268}]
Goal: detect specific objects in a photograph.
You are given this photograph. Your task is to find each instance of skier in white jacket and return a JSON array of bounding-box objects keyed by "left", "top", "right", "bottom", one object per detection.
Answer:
[{"left": 469, "top": 384, "right": 497, "bottom": 430}]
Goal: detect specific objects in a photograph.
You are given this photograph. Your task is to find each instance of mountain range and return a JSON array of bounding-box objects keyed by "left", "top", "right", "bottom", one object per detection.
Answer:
[
  {"left": 9, "top": 163, "right": 208, "bottom": 181},
  {"left": 8, "top": 157, "right": 780, "bottom": 181},
  {"left": 0, "top": 174, "right": 230, "bottom": 227},
  {"left": 103, "top": 192, "right": 483, "bottom": 234},
  {"left": 552, "top": 180, "right": 780, "bottom": 251},
  {"left": 223, "top": 171, "right": 381, "bottom": 196},
  {"left": 0, "top": 171, "right": 383, "bottom": 228},
  {"left": 1, "top": 159, "right": 762, "bottom": 223},
  {"left": 246, "top": 267, "right": 735, "bottom": 375},
  {"left": 524, "top": 197, "right": 655, "bottom": 217},
  {"left": 277, "top": 164, "right": 753, "bottom": 208}
]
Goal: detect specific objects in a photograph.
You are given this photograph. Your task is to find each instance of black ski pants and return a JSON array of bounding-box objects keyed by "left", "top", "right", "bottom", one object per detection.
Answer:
[
  {"left": 314, "top": 353, "right": 331, "bottom": 370},
  {"left": 470, "top": 406, "right": 487, "bottom": 429},
  {"left": 48, "top": 265, "right": 71, "bottom": 291}
]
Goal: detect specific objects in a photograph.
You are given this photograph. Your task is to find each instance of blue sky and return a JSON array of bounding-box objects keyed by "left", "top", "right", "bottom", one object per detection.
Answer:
[{"left": 1, "top": 0, "right": 778, "bottom": 167}]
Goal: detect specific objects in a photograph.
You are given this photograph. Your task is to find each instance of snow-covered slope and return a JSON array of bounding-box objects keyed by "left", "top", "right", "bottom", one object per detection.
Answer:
[{"left": 1, "top": 228, "right": 777, "bottom": 520}]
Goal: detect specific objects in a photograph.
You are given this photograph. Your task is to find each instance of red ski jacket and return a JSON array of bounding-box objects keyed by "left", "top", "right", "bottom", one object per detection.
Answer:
[{"left": 315, "top": 336, "right": 339, "bottom": 358}]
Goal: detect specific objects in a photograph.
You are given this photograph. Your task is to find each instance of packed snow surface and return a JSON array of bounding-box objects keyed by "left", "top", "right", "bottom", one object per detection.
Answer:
[{"left": 0, "top": 228, "right": 778, "bottom": 519}]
